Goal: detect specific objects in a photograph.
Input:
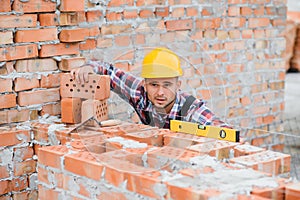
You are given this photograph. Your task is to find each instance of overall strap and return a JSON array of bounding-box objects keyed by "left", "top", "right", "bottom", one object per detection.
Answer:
[{"left": 177, "top": 95, "right": 196, "bottom": 120}]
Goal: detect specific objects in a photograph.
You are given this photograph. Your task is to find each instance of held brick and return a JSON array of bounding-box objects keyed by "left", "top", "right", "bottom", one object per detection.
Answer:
[
  {"left": 0, "top": 44, "right": 38, "bottom": 62},
  {"left": 39, "top": 13, "right": 59, "bottom": 26},
  {"left": 13, "top": 0, "right": 56, "bottom": 13},
  {"left": 60, "top": 0, "right": 85, "bottom": 11},
  {"left": 0, "top": 93, "right": 16, "bottom": 109},
  {"left": 17, "top": 88, "right": 60, "bottom": 106},
  {"left": 60, "top": 73, "right": 110, "bottom": 100},
  {"left": 39, "top": 43, "right": 79, "bottom": 57},
  {"left": 15, "top": 58, "right": 58, "bottom": 72},
  {"left": 59, "top": 28, "right": 89, "bottom": 42},
  {"left": 14, "top": 77, "right": 40, "bottom": 92},
  {"left": 59, "top": 57, "right": 86, "bottom": 71},
  {"left": 0, "top": 14, "right": 37, "bottom": 28},
  {"left": 61, "top": 97, "right": 82, "bottom": 124},
  {"left": 0, "top": 31, "right": 13, "bottom": 45},
  {"left": 0, "top": 0, "right": 11, "bottom": 12},
  {"left": 0, "top": 78, "right": 13, "bottom": 93},
  {"left": 40, "top": 73, "right": 61, "bottom": 88},
  {"left": 15, "top": 28, "right": 58, "bottom": 43}
]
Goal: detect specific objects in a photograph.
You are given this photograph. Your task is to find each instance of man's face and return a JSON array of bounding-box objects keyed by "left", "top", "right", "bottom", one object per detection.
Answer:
[{"left": 144, "top": 77, "right": 181, "bottom": 111}]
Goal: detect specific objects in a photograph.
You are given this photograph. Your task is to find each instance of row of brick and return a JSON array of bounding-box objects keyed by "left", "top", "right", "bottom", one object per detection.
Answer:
[{"left": 33, "top": 121, "right": 299, "bottom": 199}]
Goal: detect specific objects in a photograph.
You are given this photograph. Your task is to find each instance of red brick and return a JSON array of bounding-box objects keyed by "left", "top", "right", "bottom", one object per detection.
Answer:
[
  {"left": 249, "top": 18, "right": 270, "bottom": 28},
  {"left": 101, "top": 24, "right": 132, "bottom": 35},
  {"left": 13, "top": 0, "right": 56, "bottom": 13},
  {"left": 106, "top": 11, "right": 122, "bottom": 21},
  {"left": 38, "top": 185, "right": 59, "bottom": 200},
  {"left": 59, "top": 12, "right": 86, "bottom": 26},
  {"left": 115, "top": 35, "right": 131, "bottom": 46},
  {"left": 0, "top": 62, "right": 14, "bottom": 75},
  {"left": 39, "top": 13, "right": 59, "bottom": 26},
  {"left": 60, "top": 0, "right": 85, "bottom": 11},
  {"left": 59, "top": 28, "right": 89, "bottom": 42},
  {"left": 241, "top": 6, "right": 252, "bottom": 16},
  {"left": 14, "top": 77, "right": 39, "bottom": 92},
  {"left": 40, "top": 102, "right": 61, "bottom": 116},
  {"left": 64, "top": 151, "right": 103, "bottom": 180},
  {"left": 0, "top": 166, "right": 9, "bottom": 179},
  {"left": 0, "top": 31, "right": 13, "bottom": 45},
  {"left": 60, "top": 73, "right": 110, "bottom": 100},
  {"left": 0, "top": 14, "right": 37, "bottom": 28},
  {"left": 61, "top": 97, "right": 82, "bottom": 124},
  {"left": 0, "top": 109, "right": 34, "bottom": 125},
  {"left": 17, "top": 88, "right": 60, "bottom": 106},
  {"left": 123, "top": 9, "right": 138, "bottom": 19},
  {"left": 11, "top": 177, "right": 28, "bottom": 192},
  {"left": 251, "top": 178, "right": 286, "bottom": 200},
  {"left": 0, "top": 78, "right": 13, "bottom": 93},
  {"left": 0, "top": 0, "right": 11, "bottom": 12},
  {"left": 40, "top": 73, "right": 61, "bottom": 88},
  {"left": 0, "top": 44, "right": 38, "bottom": 62},
  {"left": 14, "top": 146, "right": 34, "bottom": 161},
  {"left": 155, "top": 7, "right": 169, "bottom": 17},
  {"left": 15, "top": 58, "right": 58, "bottom": 72},
  {"left": 79, "top": 39, "right": 97, "bottom": 51},
  {"left": 14, "top": 160, "right": 36, "bottom": 176},
  {"left": 166, "top": 19, "right": 193, "bottom": 31},
  {"left": 171, "top": 7, "right": 185, "bottom": 17},
  {"left": 38, "top": 145, "right": 69, "bottom": 169},
  {"left": 186, "top": 7, "right": 198, "bottom": 16},
  {"left": 0, "top": 129, "right": 30, "bottom": 147},
  {"left": 196, "top": 18, "right": 221, "bottom": 29},
  {"left": 81, "top": 99, "right": 108, "bottom": 124},
  {"left": 108, "top": 0, "right": 134, "bottom": 7},
  {"left": 15, "top": 28, "right": 58, "bottom": 43},
  {"left": 0, "top": 93, "right": 16, "bottom": 109},
  {"left": 285, "top": 182, "right": 300, "bottom": 200},
  {"left": 139, "top": 9, "right": 154, "bottom": 18},
  {"left": 59, "top": 57, "right": 86, "bottom": 71},
  {"left": 86, "top": 10, "right": 103, "bottom": 22},
  {"left": 230, "top": 150, "right": 291, "bottom": 175},
  {"left": 39, "top": 43, "right": 79, "bottom": 57},
  {"left": 0, "top": 180, "right": 10, "bottom": 195},
  {"left": 97, "top": 37, "right": 113, "bottom": 48}
]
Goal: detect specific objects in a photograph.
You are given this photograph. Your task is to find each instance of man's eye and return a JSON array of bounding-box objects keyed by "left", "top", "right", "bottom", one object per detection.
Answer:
[
  {"left": 151, "top": 83, "right": 158, "bottom": 87},
  {"left": 163, "top": 83, "right": 171, "bottom": 87}
]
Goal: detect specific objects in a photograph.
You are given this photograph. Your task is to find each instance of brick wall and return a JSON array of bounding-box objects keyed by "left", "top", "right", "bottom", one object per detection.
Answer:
[
  {"left": 0, "top": 0, "right": 287, "bottom": 129},
  {"left": 0, "top": 0, "right": 289, "bottom": 199}
]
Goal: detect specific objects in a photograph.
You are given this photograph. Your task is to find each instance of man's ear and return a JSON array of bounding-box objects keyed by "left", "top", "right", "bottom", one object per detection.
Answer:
[
  {"left": 142, "top": 79, "right": 146, "bottom": 91},
  {"left": 176, "top": 79, "right": 182, "bottom": 90}
]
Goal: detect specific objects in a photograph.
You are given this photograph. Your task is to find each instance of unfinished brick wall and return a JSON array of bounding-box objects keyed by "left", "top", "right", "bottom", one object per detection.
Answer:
[{"left": 0, "top": 0, "right": 289, "bottom": 199}]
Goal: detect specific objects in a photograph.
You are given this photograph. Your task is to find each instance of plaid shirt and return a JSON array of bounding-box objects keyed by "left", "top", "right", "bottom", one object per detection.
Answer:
[{"left": 89, "top": 61, "right": 232, "bottom": 129}]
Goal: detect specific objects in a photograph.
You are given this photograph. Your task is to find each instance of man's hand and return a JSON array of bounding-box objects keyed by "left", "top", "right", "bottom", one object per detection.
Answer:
[{"left": 70, "top": 65, "right": 94, "bottom": 84}]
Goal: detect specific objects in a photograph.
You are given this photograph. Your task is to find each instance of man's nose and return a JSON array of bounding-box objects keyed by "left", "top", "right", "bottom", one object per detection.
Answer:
[{"left": 156, "top": 86, "right": 165, "bottom": 95}]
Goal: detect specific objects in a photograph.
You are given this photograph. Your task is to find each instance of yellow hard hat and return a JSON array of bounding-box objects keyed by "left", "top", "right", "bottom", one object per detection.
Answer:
[{"left": 141, "top": 47, "right": 182, "bottom": 78}]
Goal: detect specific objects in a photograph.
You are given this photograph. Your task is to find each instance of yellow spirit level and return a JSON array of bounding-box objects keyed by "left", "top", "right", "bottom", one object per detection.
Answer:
[{"left": 170, "top": 120, "right": 240, "bottom": 142}]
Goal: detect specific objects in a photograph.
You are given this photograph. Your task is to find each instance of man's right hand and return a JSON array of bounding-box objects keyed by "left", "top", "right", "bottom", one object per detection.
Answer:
[{"left": 70, "top": 65, "right": 94, "bottom": 84}]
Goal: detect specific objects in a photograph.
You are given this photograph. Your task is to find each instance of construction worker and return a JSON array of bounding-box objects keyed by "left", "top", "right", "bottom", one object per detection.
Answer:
[{"left": 70, "top": 47, "right": 232, "bottom": 129}]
